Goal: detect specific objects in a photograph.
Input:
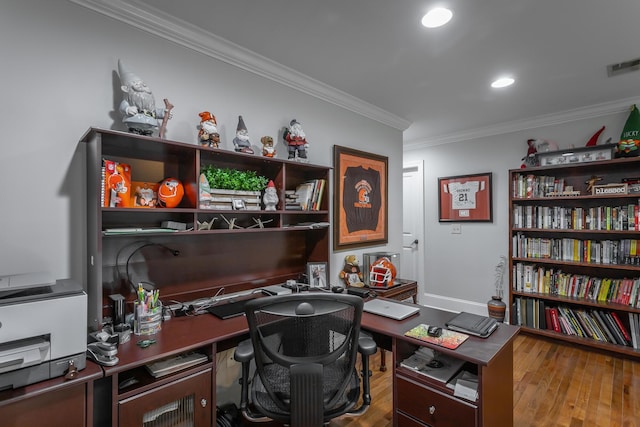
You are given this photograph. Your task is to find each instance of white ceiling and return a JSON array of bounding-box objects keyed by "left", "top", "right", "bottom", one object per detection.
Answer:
[{"left": 86, "top": 0, "right": 640, "bottom": 146}]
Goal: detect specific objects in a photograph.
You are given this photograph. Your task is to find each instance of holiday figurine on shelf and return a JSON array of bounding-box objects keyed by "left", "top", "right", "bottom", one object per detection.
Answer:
[
  {"left": 262, "top": 180, "right": 278, "bottom": 211},
  {"left": 615, "top": 104, "right": 640, "bottom": 157},
  {"left": 117, "top": 60, "right": 173, "bottom": 137},
  {"left": 198, "top": 111, "right": 220, "bottom": 148},
  {"left": 261, "top": 136, "right": 276, "bottom": 157},
  {"left": 585, "top": 125, "right": 605, "bottom": 146},
  {"left": 283, "top": 119, "right": 308, "bottom": 161},
  {"left": 233, "top": 115, "right": 254, "bottom": 154},
  {"left": 339, "top": 255, "right": 364, "bottom": 287},
  {"left": 520, "top": 138, "right": 558, "bottom": 168}
]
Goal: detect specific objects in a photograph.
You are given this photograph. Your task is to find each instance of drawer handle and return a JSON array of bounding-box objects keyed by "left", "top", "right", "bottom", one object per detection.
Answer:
[{"left": 428, "top": 405, "right": 436, "bottom": 415}]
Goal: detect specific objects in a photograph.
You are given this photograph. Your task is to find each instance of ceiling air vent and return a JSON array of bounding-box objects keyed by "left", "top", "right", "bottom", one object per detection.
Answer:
[{"left": 607, "top": 57, "right": 640, "bottom": 77}]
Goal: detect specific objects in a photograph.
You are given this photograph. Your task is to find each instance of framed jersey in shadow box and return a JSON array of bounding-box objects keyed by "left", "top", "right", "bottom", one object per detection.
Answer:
[
  {"left": 333, "top": 145, "right": 388, "bottom": 250},
  {"left": 438, "top": 172, "right": 493, "bottom": 222}
]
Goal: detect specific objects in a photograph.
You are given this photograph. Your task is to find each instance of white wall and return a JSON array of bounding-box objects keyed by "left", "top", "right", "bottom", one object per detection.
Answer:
[
  {"left": 404, "top": 109, "right": 637, "bottom": 315},
  {"left": 0, "top": 0, "right": 403, "bottom": 287}
]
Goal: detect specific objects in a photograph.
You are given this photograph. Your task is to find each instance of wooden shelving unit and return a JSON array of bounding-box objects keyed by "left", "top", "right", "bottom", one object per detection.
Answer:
[
  {"left": 508, "top": 156, "right": 640, "bottom": 358},
  {"left": 82, "top": 127, "right": 330, "bottom": 330}
]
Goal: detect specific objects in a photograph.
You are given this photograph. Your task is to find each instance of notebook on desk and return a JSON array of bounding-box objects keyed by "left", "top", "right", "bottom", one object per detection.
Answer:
[
  {"left": 363, "top": 298, "right": 420, "bottom": 320},
  {"left": 445, "top": 312, "right": 498, "bottom": 338}
]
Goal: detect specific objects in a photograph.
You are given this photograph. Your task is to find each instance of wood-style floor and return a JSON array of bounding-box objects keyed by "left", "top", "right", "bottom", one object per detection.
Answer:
[{"left": 331, "top": 334, "right": 640, "bottom": 427}]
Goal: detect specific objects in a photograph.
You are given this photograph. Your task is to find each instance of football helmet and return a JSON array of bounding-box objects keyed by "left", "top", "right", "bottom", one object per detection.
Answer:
[{"left": 369, "top": 257, "right": 397, "bottom": 287}]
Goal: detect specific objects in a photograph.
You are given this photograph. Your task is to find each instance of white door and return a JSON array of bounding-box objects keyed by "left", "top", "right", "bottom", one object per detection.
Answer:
[{"left": 402, "top": 162, "right": 425, "bottom": 302}]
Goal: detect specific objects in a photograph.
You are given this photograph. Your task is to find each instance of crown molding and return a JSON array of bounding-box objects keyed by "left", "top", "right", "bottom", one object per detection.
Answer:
[
  {"left": 404, "top": 96, "right": 640, "bottom": 151},
  {"left": 68, "top": 0, "right": 411, "bottom": 131}
]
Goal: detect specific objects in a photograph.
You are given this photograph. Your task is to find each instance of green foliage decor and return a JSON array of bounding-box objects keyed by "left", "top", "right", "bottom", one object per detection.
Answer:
[{"left": 201, "top": 165, "right": 269, "bottom": 192}]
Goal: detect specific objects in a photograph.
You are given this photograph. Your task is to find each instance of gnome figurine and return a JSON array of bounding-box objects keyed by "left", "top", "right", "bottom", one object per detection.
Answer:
[
  {"left": 117, "top": 60, "right": 172, "bottom": 136},
  {"left": 232, "top": 115, "right": 254, "bottom": 154},
  {"left": 198, "top": 111, "right": 220, "bottom": 148},
  {"left": 262, "top": 180, "right": 278, "bottom": 210}
]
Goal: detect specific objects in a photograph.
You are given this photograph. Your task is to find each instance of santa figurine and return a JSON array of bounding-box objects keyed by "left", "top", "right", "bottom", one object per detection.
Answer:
[
  {"left": 262, "top": 180, "right": 278, "bottom": 210},
  {"left": 233, "top": 115, "right": 254, "bottom": 154},
  {"left": 283, "top": 119, "right": 308, "bottom": 161},
  {"left": 198, "top": 111, "right": 220, "bottom": 148}
]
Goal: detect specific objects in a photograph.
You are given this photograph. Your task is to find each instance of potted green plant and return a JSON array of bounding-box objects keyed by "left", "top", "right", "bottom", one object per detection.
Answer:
[
  {"left": 487, "top": 255, "right": 507, "bottom": 322},
  {"left": 200, "top": 165, "right": 269, "bottom": 210}
]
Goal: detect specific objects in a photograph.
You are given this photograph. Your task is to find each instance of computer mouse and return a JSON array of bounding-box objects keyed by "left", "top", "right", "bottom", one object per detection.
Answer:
[
  {"left": 331, "top": 286, "right": 344, "bottom": 293},
  {"left": 427, "top": 326, "right": 442, "bottom": 337},
  {"left": 427, "top": 359, "right": 443, "bottom": 369}
]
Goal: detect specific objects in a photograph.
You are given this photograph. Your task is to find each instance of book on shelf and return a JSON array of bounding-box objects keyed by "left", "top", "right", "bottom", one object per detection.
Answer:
[
  {"left": 103, "top": 159, "right": 132, "bottom": 207},
  {"left": 293, "top": 179, "right": 326, "bottom": 211}
]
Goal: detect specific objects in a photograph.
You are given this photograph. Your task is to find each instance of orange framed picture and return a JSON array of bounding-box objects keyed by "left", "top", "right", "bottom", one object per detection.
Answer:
[
  {"left": 333, "top": 145, "right": 388, "bottom": 250},
  {"left": 438, "top": 172, "right": 493, "bottom": 222}
]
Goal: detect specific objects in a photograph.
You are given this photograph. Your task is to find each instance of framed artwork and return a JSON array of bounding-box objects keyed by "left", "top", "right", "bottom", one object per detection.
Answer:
[
  {"left": 307, "top": 262, "right": 328, "bottom": 289},
  {"left": 438, "top": 172, "right": 493, "bottom": 222},
  {"left": 333, "top": 146, "right": 388, "bottom": 250}
]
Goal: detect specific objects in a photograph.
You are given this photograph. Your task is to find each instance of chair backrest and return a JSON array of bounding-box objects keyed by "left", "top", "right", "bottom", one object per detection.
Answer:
[{"left": 244, "top": 293, "right": 364, "bottom": 422}]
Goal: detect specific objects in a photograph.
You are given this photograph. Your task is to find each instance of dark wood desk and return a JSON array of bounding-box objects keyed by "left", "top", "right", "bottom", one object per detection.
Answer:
[
  {"left": 361, "top": 300, "right": 520, "bottom": 427},
  {"left": 358, "top": 279, "right": 418, "bottom": 371},
  {"left": 93, "top": 297, "right": 518, "bottom": 427},
  {"left": 367, "top": 278, "right": 418, "bottom": 304},
  {"left": 0, "top": 361, "right": 103, "bottom": 427}
]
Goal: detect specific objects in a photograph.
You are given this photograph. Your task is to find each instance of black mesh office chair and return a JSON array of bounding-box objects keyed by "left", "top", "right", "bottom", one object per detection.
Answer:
[{"left": 234, "top": 293, "right": 377, "bottom": 426}]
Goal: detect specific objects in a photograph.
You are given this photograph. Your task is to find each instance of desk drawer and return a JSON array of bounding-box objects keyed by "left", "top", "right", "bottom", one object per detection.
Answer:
[{"left": 397, "top": 376, "right": 477, "bottom": 427}]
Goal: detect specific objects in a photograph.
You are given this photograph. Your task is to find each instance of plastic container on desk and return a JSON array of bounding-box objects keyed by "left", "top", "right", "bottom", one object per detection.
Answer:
[{"left": 134, "top": 302, "right": 162, "bottom": 336}]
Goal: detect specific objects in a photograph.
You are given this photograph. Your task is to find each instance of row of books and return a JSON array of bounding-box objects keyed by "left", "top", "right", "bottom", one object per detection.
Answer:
[
  {"left": 512, "top": 297, "right": 639, "bottom": 348},
  {"left": 512, "top": 233, "right": 640, "bottom": 266},
  {"left": 285, "top": 179, "right": 326, "bottom": 211},
  {"left": 512, "top": 262, "right": 640, "bottom": 307},
  {"left": 512, "top": 174, "right": 568, "bottom": 199},
  {"left": 102, "top": 159, "right": 159, "bottom": 208},
  {"left": 512, "top": 203, "right": 640, "bottom": 231}
]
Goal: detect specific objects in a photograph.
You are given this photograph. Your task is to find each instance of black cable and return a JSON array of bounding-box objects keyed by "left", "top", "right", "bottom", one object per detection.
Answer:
[{"left": 125, "top": 242, "right": 180, "bottom": 293}]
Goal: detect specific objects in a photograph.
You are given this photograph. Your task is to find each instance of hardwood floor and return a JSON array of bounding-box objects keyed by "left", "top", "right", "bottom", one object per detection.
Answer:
[{"left": 331, "top": 334, "right": 640, "bottom": 426}]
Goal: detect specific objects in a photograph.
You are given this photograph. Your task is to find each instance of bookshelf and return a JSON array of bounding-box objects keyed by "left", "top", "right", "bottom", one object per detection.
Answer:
[
  {"left": 509, "top": 157, "right": 640, "bottom": 358},
  {"left": 82, "top": 128, "right": 330, "bottom": 331}
]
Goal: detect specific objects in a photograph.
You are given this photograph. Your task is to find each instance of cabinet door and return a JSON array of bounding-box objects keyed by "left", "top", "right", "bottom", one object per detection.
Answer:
[
  {"left": 118, "top": 369, "right": 212, "bottom": 427},
  {"left": 1, "top": 383, "right": 86, "bottom": 427}
]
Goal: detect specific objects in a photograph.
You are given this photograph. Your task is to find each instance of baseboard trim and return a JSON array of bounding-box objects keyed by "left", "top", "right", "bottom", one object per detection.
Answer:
[{"left": 420, "top": 293, "right": 490, "bottom": 317}]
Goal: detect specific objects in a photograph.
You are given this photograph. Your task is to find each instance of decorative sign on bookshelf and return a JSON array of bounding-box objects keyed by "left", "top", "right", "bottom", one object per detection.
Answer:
[
  {"left": 535, "top": 143, "right": 616, "bottom": 167},
  {"left": 592, "top": 183, "right": 628, "bottom": 196}
]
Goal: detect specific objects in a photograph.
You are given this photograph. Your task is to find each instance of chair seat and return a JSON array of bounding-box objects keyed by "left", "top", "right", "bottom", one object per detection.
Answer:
[{"left": 252, "top": 362, "right": 361, "bottom": 421}]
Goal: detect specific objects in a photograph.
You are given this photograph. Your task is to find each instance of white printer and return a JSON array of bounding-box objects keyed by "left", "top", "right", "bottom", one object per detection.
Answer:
[{"left": 0, "top": 276, "right": 87, "bottom": 390}]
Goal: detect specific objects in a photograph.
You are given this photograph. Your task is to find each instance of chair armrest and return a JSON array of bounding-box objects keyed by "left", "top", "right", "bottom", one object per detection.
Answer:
[
  {"left": 358, "top": 335, "right": 377, "bottom": 356},
  {"left": 234, "top": 339, "right": 254, "bottom": 363}
]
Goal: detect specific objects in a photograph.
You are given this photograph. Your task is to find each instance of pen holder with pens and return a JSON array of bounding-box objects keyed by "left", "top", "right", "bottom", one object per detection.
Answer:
[{"left": 133, "top": 289, "right": 162, "bottom": 336}]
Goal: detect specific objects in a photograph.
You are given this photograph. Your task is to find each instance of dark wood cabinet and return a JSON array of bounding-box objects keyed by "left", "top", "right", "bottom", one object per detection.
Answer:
[
  {"left": 82, "top": 128, "right": 330, "bottom": 330},
  {"left": 118, "top": 368, "right": 212, "bottom": 426},
  {"left": 509, "top": 157, "right": 640, "bottom": 357}
]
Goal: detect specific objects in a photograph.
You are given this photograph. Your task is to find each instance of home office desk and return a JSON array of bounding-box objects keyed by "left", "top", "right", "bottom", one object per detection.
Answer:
[
  {"left": 0, "top": 298, "right": 518, "bottom": 427},
  {"left": 95, "top": 298, "right": 518, "bottom": 427}
]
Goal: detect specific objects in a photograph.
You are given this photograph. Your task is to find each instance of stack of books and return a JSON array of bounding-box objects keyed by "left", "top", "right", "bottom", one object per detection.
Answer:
[{"left": 289, "top": 179, "right": 326, "bottom": 211}]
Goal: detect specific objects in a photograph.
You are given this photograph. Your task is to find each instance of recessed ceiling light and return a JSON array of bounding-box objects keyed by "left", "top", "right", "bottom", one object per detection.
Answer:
[
  {"left": 421, "top": 8, "right": 453, "bottom": 28},
  {"left": 491, "top": 77, "right": 515, "bottom": 88}
]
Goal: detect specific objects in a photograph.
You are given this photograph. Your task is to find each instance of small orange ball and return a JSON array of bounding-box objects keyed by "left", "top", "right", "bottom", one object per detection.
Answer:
[{"left": 157, "top": 178, "right": 184, "bottom": 208}]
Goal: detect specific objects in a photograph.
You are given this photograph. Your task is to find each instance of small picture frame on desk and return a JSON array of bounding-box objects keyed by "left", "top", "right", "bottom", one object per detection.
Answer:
[{"left": 307, "top": 262, "right": 328, "bottom": 289}]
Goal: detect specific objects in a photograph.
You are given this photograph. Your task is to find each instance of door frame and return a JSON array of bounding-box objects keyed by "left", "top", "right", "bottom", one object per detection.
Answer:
[{"left": 402, "top": 161, "right": 425, "bottom": 302}]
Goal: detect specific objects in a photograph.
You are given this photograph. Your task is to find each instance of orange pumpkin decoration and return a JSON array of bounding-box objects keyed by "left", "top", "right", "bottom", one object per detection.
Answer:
[{"left": 157, "top": 178, "right": 184, "bottom": 208}]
